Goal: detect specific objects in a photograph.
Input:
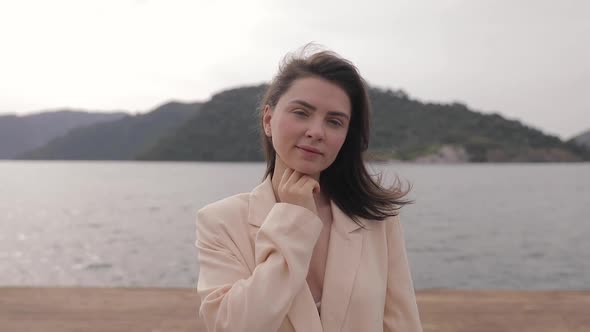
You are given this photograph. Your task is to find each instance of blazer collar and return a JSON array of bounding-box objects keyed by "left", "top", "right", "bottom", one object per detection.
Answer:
[{"left": 248, "top": 175, "right": 367, "bottom": 331}]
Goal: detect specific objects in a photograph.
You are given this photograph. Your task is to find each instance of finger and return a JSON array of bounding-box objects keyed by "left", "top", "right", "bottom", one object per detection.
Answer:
[
  {"left": 286, "top": 169, "right": 303, "bottom": 188},
  {"left": 312, "top": 180, "right": 320, "bottom": 194},
  {"left": 302, "top": 178, "right": 320, "bottom": 194},
  {"left": 297, "top": 176, "right": 318, "bottom": 193},
  {"left": 294, "top": 173, "right": 311, "bottom": 189},
  {"left": 294, "top": 173, "right": 315, "bottom": 192}
]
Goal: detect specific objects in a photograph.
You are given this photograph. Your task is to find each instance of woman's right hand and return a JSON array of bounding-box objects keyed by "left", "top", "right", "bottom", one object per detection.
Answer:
[{"left": 277, "top": 168, "right": 320, "bottom": 216}]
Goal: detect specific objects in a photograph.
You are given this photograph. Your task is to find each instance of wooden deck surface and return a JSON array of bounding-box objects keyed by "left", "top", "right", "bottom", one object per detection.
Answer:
[{"left": 1, "top": 287, "right": 588, "bottom": 332}]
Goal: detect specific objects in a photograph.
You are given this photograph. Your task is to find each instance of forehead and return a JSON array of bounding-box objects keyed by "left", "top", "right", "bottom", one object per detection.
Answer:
[{"left": 277, "top": 76, "right": 351, "bottom": 116}]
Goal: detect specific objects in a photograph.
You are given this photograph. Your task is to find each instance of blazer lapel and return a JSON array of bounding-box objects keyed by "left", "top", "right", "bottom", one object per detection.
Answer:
[
  {"left": 247, "top": 176, "right": 323, "bottom": 331},
  {"left": 320, "top": 200, "right": 365, "bottom": 332}
]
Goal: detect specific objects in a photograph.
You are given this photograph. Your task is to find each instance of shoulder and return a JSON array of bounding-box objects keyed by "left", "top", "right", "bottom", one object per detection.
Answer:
[
  {"left": 196, "top": 192, "right": 251, "bottom": 236},
  {"left": 198, "top": 192, "right": 250, "bottom": 218},
  {"left": 365, "top": 214, "right": 403, "bottom": 245},
  {"left": 384, "top": 214, "right": 402, "bottom": 236},
  {"left": 382, "top": 214, "right": 409, "bottom": 256},
  {"left": 365, "top": 213, "right": 401, "bottom": 231}
]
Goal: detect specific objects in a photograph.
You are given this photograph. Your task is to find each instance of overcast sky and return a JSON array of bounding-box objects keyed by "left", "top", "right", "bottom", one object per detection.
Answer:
[{"left": 0, "top": 0, "right": 588, "bottom": 139}]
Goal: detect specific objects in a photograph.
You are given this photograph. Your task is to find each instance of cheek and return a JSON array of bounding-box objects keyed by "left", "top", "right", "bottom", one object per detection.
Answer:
[
  {"left": 276, "top": 120, "right": 295, "bottom": 136},
  {"left": 274, "top": 117, "right": 303, "bottom": 142},
  {"left": 271, "top": 117, "right": 297, "bottom": 151}
]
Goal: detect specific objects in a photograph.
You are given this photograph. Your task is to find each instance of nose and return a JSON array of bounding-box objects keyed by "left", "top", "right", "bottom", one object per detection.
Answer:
[{"left": 305, "top": 119, "right": 325, "bottom": 141}]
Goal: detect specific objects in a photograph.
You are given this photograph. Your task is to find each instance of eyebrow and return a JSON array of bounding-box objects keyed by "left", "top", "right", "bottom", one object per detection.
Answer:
[{"left": 289, "top": 99, "right": 350, "bottom": 120}]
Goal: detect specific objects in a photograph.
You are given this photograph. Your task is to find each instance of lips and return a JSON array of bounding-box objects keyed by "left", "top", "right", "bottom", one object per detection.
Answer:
[{"left": 297, "top": 145, "right": 322, "bottom": 155}]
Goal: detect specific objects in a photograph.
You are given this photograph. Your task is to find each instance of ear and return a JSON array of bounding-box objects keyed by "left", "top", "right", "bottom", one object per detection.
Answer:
[{"left": 262, "top": 105, "right": 272, "bottom": 137}]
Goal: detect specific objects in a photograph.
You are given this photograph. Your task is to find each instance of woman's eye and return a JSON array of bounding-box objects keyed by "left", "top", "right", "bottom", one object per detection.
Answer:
[
  {"left": 329, "top": 120, "right": 342, "bottom": 126},
  {"left": 294, "top": 110, "right": 307, "bottom": 117}
]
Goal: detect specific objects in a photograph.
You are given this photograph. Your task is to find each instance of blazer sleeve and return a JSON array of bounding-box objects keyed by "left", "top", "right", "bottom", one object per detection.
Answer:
[
  {"left": 196, "top": 202, "right": 323, "bottom": 332},
  {"left": 383, "top": 216, "right": 423, "bottom": 332}
]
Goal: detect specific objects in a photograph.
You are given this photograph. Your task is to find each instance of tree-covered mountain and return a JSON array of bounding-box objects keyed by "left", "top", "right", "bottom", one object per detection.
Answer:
[
  {"left": 138, "top": 87, "right": 264, "bottom": 161},
  {"left": 138, "top": 85, "right": 589, "bottom": 162},
  {"left": 569, "top": 129, "right": 590, "bottom": 150},
  {"left": 0, "top": 110, "right": 126, "bottom": 158},
  {"left": 18, "top": 101, "right": 202, "bottom": 160},
  {"left": 367, "top": 89, "right": 587, "bottom": 162}
]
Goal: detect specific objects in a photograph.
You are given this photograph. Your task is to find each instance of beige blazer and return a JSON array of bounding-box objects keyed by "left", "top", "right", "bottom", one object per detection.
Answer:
[{"left": 195, "top": 176, "right": 422, "bottom": 332}]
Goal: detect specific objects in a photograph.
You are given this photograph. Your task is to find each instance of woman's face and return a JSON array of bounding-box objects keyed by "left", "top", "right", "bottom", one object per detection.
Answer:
[{"left": 263, "top": 76, "right": 352, "bottom": 177}]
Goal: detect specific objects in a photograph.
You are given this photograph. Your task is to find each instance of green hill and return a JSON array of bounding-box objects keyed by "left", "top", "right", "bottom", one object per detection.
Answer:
[
  {"left": 569, "top": 129, "right": 590, "bottom": 149},
  {"left": 0, "top": 110, "right": 126, "bottom": 158},
  {"left": 138, "top": 85, "right": 588, "bottom": 162},
  {"left": 138, "top": 86, "right": 265, "bottom": 161},
  {"left": 19, "top": 101, "right": 201, "bottom": 160}
]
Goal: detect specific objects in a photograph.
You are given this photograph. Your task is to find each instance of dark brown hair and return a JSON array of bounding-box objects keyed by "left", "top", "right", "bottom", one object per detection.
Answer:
[{"left": 259, "top": 46, "right": 411, "bottom": 226}]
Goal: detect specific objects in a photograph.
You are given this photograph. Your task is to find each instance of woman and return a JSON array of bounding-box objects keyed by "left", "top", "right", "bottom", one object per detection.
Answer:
[{"left": 195, "top": 47, "right": 422, "bottom": 332}]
